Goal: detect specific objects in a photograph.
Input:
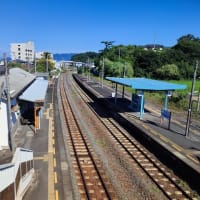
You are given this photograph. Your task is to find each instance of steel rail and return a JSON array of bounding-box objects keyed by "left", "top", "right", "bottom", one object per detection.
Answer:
[
  {"left": 72, "top": 74, "right": 195, "bottom": 200},
  {"left": 60, "top": 74, "right": 115, "bottom": 200}
]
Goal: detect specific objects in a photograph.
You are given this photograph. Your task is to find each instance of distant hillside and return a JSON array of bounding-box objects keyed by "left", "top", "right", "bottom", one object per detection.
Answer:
[{"left": 53, "top": 53, "right": 76, "bottom": 61}]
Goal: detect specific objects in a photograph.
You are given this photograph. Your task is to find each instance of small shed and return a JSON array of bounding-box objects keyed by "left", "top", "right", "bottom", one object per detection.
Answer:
[{"left": 19, "top": 78, "right": 48, "bottom": 129}]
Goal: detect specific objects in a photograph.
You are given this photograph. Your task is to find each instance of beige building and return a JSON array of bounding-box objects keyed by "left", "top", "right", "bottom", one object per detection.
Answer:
[{"left": 10, "top": 41, "right": 34, "bottom": 62}]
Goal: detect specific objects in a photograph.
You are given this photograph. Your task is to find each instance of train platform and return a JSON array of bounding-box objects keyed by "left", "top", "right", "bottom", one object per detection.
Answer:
[
  {"left": 0, "top": 80, "right": 67, "bottom": 200},
  {"left": 77, "top": 75, "right": 200, "bottom": 173}
]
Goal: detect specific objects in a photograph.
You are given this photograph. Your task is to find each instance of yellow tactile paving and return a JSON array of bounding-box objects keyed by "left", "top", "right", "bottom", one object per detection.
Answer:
[
  {"left": 145, "top": 105, "right": 200, "bottom": 136},
  {"left": 54, "top": 172, "right": 58, "bottom": 184},
  {"left": 187, "top": 154, "right": 199, "bottom": 164},
  {"left": 34, "top": 154, "right": 49, "bottom": 161},
  {"left": 55, "top": 190, "right": 59, "bottom": 200},
  {"left": 34, "top": 156, "right": 44, "bottom": 160},
  {"left": 48, "top": 152, "right": 55, "bottom": 200},
  {"left": 54, "top": 158, "right": 57, "bottom": 167},
  {"left": 47, "top": 105, "right": 56, "bottom": 200},
  {"left": 160, "top": 135, "right": 170, "bottom": 143},
  {"left": 172, "top": 144, "right": 183, "bottom": 152}
]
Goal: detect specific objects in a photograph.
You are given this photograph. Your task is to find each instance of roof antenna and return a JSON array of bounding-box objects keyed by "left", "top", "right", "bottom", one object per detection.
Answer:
[{"left": 153, "top": 33, "right": 156, "bottom": 50}]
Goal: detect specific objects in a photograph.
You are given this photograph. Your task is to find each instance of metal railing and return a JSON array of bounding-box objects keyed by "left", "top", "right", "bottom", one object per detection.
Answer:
[{"left": 0, "top": 147, "right": 34, "bottom": 200}]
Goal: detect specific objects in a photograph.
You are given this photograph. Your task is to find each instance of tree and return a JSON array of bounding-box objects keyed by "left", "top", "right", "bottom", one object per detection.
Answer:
[
  {"left": 134, "top": 48, "right": 161, "bottom": 78},
  {"left": 155, "top": 64, "right": 180, "bottom": 80},
  {"left": 36, "top": 52, "right": 54, "bottom": 73},
  {"left": 101, "top": 41, "right": 115, "bottom": 50},
  {"left": 98, "top": 58, "right": 133, "bottom": 77},
  {"left": 43, "top": 52, "right": 52, "bottom": 59},
  {"left": 90, "top": 34, "right": 200, "bottom": 80},
  {"left": 71, "top": 52, "right": 98, "bottom": 63},
  {"left": 173, "top": 34, "right": 200, "bottom": 61}
]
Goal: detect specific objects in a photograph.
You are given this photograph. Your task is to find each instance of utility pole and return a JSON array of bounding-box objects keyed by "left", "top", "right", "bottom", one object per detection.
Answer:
[
  {"left": 27, "top": 57, "right": 30, "bottom": 72},
  {"left": 118, "top": 47, "right": 121, "bottom": 76},
  {"left": 101, "top": 57, "right": 104, "bottom": 88},
  {"left": 34, "top": 53, "right": 37, "bottom": 74},
  {"left": 87, "top": 57, "right": 90, "bottom": 81},
  {"left": 88, "top": 58, "right": 91, "bottom": 81},
  {"left": 4, "top": 53, "right": 14, "bottom": 151},
  {"left": 185, "top": 60, "right": 198, "bottom": 138},
  {"left": 123, "top": 62, "right": 126, "bottom": 78},
  {"left": 197, "top": 88, "right": 200, "bottom": 111},
  {"left": 122, "top": 62, "right": 126, "bottom": 98},
  {"left": 46, "top": 55, "right": 48, "bottom": 73}
]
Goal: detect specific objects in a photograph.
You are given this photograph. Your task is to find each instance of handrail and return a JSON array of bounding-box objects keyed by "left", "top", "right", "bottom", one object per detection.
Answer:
[
  {"left": 12, "top": 147, "right": 33, "bottom": 165},
  {"left": 19, "top": 148, "right": 33, "bottom": 152},
  {"left": 0, "top": 147, "right": 34, "bottom": 193},
  {"left": 0, "top": 163, "right": 14, "bottom": 171}
]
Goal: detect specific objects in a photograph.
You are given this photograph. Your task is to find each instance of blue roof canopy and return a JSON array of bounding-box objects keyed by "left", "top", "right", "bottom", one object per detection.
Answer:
[
  {"left": 106, "top": 77, "right": 187, "bottom": 91},
  {"left": 19, "top": 78, "right": 48, "bottom": 102}
]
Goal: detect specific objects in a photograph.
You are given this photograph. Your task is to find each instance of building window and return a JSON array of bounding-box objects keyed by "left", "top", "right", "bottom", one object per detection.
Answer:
[
  {"left": 18, "top": 48, "right": 20, "bottom": 51},
  {"left": 18, "top": 53, "right": 20, "bottom": 55}
]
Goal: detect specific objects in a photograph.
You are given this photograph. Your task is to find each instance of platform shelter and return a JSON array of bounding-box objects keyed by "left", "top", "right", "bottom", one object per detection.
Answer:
[
  {"left": 106, "top": 77, "right": 187, "bottom": 119},
  {"left": 19, "top": 78, "right": 48, "bottom": 129}
]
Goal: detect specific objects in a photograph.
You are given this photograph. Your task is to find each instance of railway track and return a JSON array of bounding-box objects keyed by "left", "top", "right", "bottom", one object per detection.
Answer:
[
  {"left": 59, "top": 74, "right": 117, "bottom": 199},
  {"left": 72, "top": 74, "right": 198, "bottom": 200}
]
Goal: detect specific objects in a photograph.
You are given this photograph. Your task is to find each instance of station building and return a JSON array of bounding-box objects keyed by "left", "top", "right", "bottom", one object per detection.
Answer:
[{"left": 0, "top": 68, "right": 48, "bottom": 150}]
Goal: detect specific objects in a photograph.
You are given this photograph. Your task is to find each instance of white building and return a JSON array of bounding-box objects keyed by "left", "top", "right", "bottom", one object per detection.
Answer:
[
  {"left": 35, "top": 51, "right": 44, "bottom": 59},
  {"left": 35, "top": 51, "right": 53, "bottom": 60},
  {"left": 10, "top": 41, "right": 34, "bottom": 62}
]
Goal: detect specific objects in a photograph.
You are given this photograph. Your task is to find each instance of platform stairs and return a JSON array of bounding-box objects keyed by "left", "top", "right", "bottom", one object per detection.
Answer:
[{"left": 0, "top": 147, "right": 34, "bottom": 200}]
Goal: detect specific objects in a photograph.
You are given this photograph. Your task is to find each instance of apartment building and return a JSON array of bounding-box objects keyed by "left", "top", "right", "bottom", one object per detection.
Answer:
[{"left": 10, "top": 41, "right": 34, "bottom": 62}]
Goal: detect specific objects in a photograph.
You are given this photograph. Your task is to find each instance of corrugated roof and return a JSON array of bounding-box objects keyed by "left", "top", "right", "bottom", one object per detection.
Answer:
[
  {"left": 19, "top": 78, "right": 48, "bottom": 102},
  {"left": 106, "top": 77, "right": 187, "bottom": 91},
  {"left": 0, "top": 68, "right": 35, "bottom": 98},
  {"left": 9, "top": 68, "right": 35, "bottom": 97}
]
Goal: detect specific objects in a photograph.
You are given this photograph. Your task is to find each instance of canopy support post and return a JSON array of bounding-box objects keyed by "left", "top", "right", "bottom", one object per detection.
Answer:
[
  {"left": 115, "top": 83, "right": 118, "bottom": 104},
  {"left": 122, "top": 85, "right": 125, "bottom": 98},
  {"left": 138, "top": 91, "right": 144, "bottom": 119},
  {"left": 164, "top": 91, "right": 169, "bottom": 110}
]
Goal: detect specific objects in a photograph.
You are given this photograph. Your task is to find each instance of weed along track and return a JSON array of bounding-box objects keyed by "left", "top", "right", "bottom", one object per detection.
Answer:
[{"left": 60, "top": 74, "right": 117, "bottom": 199}]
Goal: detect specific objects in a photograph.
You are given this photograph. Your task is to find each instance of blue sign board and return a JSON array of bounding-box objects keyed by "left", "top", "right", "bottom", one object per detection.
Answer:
[
  {"left": 131, "top": 94, "right": 142, "bottom": 112},
  {"left": 161, "top": 109, "right": 171, "bottom": 120}
]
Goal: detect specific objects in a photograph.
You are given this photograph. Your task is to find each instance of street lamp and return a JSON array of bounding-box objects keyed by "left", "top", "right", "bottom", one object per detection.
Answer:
[{"left": 185, "top": 60, "right": 198, "bottom": 138}]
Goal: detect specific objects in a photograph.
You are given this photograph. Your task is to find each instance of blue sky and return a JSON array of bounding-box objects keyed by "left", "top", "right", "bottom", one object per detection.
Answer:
[{"left": 0, "top": 0, "right": 199, "bottom": 55}]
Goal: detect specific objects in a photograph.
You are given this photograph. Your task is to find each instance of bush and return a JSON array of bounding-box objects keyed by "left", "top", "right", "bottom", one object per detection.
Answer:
[{"left": 155, "top": 64, "right": 180, "bottom": 80}]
